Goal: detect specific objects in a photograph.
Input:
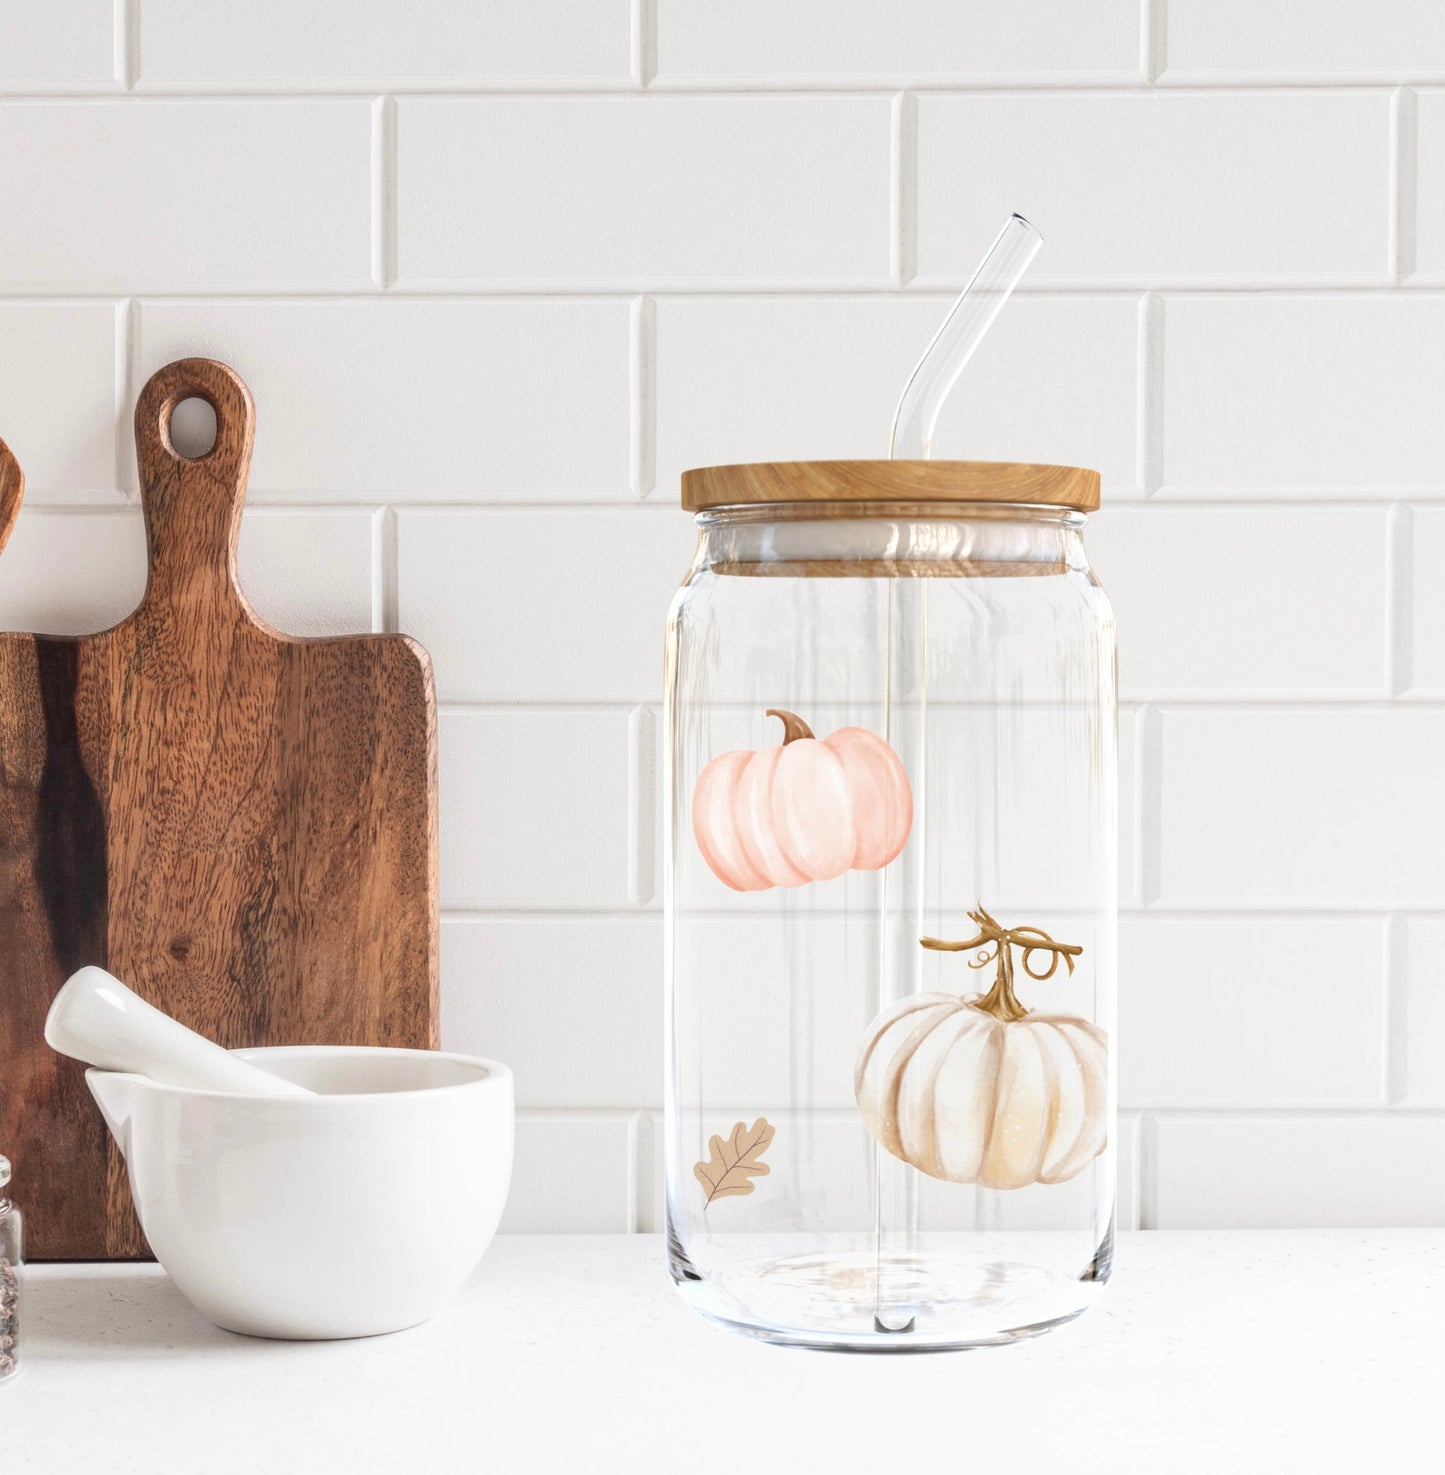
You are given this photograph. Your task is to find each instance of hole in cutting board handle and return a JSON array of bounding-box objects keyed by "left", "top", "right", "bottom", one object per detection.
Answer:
[{"left": 164, "top": 396, "right": 219, "bottom": 461}]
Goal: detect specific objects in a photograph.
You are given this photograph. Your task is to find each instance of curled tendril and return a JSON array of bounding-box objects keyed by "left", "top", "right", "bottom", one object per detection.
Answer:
[
  {"left": 920, "top": 904, "right": 1083, "bottom": 1021},
  {"left": 1013, "top": 928, "right": 1078, "bottom": 982}
]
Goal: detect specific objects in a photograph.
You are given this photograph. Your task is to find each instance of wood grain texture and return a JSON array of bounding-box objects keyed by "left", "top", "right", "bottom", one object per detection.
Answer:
[
  {"left": 0, "top": 360, "right": 439, "bottom": 1260},
  {"left": 0, "top": 438, "right": 21, "bottom": 559},
  {"left": 681, "top": 460, "right": 1100, "bottom": 514},
  {"left": 710, "top": 559, "right": 1070, "bottom": 579}
]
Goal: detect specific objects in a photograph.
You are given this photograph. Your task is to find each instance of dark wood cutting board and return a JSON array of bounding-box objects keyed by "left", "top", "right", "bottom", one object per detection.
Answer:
[
  {"left": 0, "top": 359, "right": 439, "bottom": 1260},
  {"left": 0, "top": 435, "right": 20, "bottom": 559}
]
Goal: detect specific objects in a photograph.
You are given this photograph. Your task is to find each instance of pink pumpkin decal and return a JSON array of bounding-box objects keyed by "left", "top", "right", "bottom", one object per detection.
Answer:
[{"left": 692, "top": 709, "right": 913, "bottom": 892}]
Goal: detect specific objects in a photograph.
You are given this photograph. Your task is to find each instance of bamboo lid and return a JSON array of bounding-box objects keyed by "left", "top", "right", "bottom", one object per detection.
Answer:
[{"left": 681, "top": 460, "right": 1100, "bottom": 514}]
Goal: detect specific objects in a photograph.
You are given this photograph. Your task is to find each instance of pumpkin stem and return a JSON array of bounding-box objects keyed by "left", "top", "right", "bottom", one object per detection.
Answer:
[
  {"left": 972, "top": 945, "right": 1031, "bottom": 1023},
  {"left": 766, "top": 708, "right": 815, "bottom": 744},
  {"left": 921, "top": 905, "right": 1082, "bottom": 1025}
]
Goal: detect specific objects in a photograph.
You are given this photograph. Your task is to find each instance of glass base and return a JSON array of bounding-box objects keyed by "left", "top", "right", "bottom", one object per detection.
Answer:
[{"left": 672, "top": 1243, "right": 1108, "bottom": 1353}]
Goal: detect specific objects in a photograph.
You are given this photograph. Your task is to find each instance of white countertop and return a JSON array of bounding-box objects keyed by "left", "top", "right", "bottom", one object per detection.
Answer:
[{"left": 5, "top": 1232, "right": 1441, "bottom": 1474}]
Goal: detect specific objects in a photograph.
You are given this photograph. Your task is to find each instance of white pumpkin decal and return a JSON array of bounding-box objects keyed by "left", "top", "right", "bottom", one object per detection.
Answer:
[
  {"left": 692, "top": 708, "right": 912, "bottom": 892},
  {"left": 854, "top": 907, "right": 1107, "bottom": 1190}
]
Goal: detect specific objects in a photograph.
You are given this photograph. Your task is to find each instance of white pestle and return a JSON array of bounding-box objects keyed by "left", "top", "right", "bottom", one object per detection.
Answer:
[{"left": 45, "top": 966, "right": 314, "bottom": 1097}]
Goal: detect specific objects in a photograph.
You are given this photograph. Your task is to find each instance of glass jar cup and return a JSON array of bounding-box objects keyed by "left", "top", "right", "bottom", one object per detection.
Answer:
[{"left": 664, "top": 460, "right": 1117, "bottom": 1351}]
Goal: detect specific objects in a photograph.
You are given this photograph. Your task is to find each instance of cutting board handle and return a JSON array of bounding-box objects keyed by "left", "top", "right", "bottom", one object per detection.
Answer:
[
  {"left": 134, "top": 358, "right": 256, "bottom": 609},
  {"left": 0, "top": 435, "right": 22, "bottom": 561}
]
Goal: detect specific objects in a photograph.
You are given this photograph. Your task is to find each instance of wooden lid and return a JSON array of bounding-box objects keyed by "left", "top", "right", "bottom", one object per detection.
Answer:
[{"left": 681, "top": 460, "right": 1100, "bottom": 514}]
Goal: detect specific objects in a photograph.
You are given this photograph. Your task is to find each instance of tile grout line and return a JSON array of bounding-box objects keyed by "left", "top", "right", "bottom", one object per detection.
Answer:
[
  {"left": 1385, "top": 912, "right": 1408, "bottom": 1105},
  {"left": 1143, "top": 0, "right": 1168, "bottom": 85},
  {"left": 1137, "top": 1115, "right": 1159, "bottom": 1229},
  {"left": 26, "top": 494, "right": 1445, "bottom": 516},
  {"left": 370, "top": 506, "right": 385, "bottom": 632},
  {"left": 1117, "top": 1105, "right": 1445, "bottom": 1120},
  {"left": 370, "top": 96, "right": 398, "bottom": 290},
  {"left": 1391, "top": 87, "right": 1419, "bottom": 283},
  {"left": 120, "top": 297, "right": 140, "bottom": 499},
  {"left": 1137, "top": 705, "right": 1162, "bottom": 907},
  {"left": 112, "top": 298, "right": 132, "bottom": 498},
  {"left": 431, "top": 697, "right": 1445, "bottom": 713},
  {"left": 1388, "top": 502, "right": 1413, "bottom": 696},
  {"left": 1127, "top": 1113, "right": 1145, "bottom": 1230},
  {"left": 627, "top": 704, "right": 658, "bottom": 907},
  {"left": 630, "top": 0, "right": 657, "bottom": 89},
  {"left": 1126, "top": 706, "right": 1145, "bottom": 908},
  {"left": 1121, "top": 1104, "right": 1445, "bottom": 1119},
  {"left": 378, "top": 505, "right": 399, "bottom": 633},
  {"left": 1113, "top": 685, "right": 1430, "bottom": 702},
  {"left": 628, "top": 1111, "right": 648, "bottom": 1233},
  {"left": 439, "top": 903, "right": 1445, "bottom": 921},
  {"left": 1138, "top": 291, "right": 1164, "bottom": 496},
  {"left": 9, "top": 281, "right": 1445, "bottom": 302},
  {"left": 505, "top": 1104, "right": 1445, "bottom": 1121},
  {"left": 633, "top": 1112, "right": 651, "bottom": 1232},
  {"left": 1118, "top": 489, "right": 1445, "bottom": 506},
  {"left": 890, "top": 92, "right": 918, "bottom": 288},
  {"left": 115, "top": 0, "right": 138, "bottom": 90},
  {"left": 5, "top": 80, "right": 1434, "bottom": 100},
  {"left": 629, "top": 295, "right": 656, "bottom": 498}
]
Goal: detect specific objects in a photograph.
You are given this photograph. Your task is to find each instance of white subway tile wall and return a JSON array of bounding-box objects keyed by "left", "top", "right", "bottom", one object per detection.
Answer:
[
  {"left": 1157, "top": 710, "right": 1445, "bottom": 907},
  {"left": 0, "top": 303, "right": 121, "bottom": 500},
  {"left": 1160, "top": 296, "right": 1445, "bottom": 492},
  {"left": 134, "top": 1, "right": 635, "bottom": 89},
  {"left": 395, "top": 96, "right": 895, "bottom": 287},
  {"left": 442, "top": 918, "right": 661, "bottom": 1109},
  {"left": 1409, "top": 507, "right": 1445, "bottom": 693},
  {"left": 0, "top": 508, "right": 375, "bottom": 639},
  {"left": 395, "top": 509, "right": 695, "bottom": 701},
  {"left": 653, "top": 1, "right": 1145, "bottom": 85},
  {"left": 914, "top": 92, "right": 1391, "bottom": 285},
  {"left": 0, "top": 3, "right": 1440, "bottom": 1231},
  {"left": 438, "top": 710, "right": 635, "bottom": 911},
  {"left": 1163, "top": 2, "right": 1445, "bottom": 80},
  {"left": 1413, "top": 93, "right": 1445, "bottom": 277},
  {"left": 652, "top": 295, "right": 1141, "bottom": 494},
  {"left": 135, "top": 300, "right": 633, "bottom": 498},
  {"left": 1088, "top": 505, "right": 1390, "bottom": 697},
  {"left": 1119, "top": 918, "right": 1387, "bottom": 1108},
  {"left": 0, "top": 102, "right": 374, "bottom": 291},
  {"left": 1400, "top": 919, "right": 1445, "bottom": 1105},
  {"left": 0, "top": 1, "right": 116, "bottom": 90}
]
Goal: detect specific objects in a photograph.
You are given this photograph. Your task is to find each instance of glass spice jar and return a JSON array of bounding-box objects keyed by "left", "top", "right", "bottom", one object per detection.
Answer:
[
  {"left": 0, "top": 1154, "right": 20, "bottom": 1383},
  {"left": 664, "top": 459, "right": 1117, "bottom": 1351}
]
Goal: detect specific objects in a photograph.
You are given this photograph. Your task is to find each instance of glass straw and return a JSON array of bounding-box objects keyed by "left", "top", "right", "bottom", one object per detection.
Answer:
[
  {"left": 889, "top": 213, "right": 1043, "bottom": 460},
  {"left": 875, "top": 212, "right": 1042, "bottom": 1332}
]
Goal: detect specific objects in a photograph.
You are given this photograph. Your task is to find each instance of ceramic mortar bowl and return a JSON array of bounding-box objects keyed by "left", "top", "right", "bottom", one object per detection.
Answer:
[{"left": 87, "top": 1046, "right": 513, "bottom": 1340}]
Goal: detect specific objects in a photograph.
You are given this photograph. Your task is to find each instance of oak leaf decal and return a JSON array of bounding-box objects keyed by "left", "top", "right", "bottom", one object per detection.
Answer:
[{"left": 694, "top": 1118, "right": 775, "bottom": 1205}]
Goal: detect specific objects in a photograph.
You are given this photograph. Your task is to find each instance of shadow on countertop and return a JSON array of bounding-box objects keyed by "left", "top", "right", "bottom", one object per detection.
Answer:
[{"left": 22, "top": 1267, "right": 307, "bottom": 1360}]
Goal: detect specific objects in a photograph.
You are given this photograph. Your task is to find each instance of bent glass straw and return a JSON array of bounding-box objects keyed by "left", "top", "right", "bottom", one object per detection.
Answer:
[
  {"left": 875, "top": 213, "right": 1042, "bottom": 1333},
  {"left": 889, "top": 213, "right": 1043, "bottom": 460}
]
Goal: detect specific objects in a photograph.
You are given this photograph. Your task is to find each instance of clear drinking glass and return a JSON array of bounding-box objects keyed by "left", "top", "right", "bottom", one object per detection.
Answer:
[
  {"left": 663, "top": 461, "right": 1117, "bottom": 1351},
  {"left": 0, "top": 1154, "right": 20, "bottom": 1383}
]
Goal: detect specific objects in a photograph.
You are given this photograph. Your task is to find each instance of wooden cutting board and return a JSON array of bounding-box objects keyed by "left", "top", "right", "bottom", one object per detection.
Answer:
[{"left": 0, "top": 359, "right": 439, "bottom": 1260}]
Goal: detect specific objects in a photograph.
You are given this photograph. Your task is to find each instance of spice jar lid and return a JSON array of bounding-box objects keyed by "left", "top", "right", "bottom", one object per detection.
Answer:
[{"left": 681, "top": 460, "right": 1100, "bottom": 514}]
